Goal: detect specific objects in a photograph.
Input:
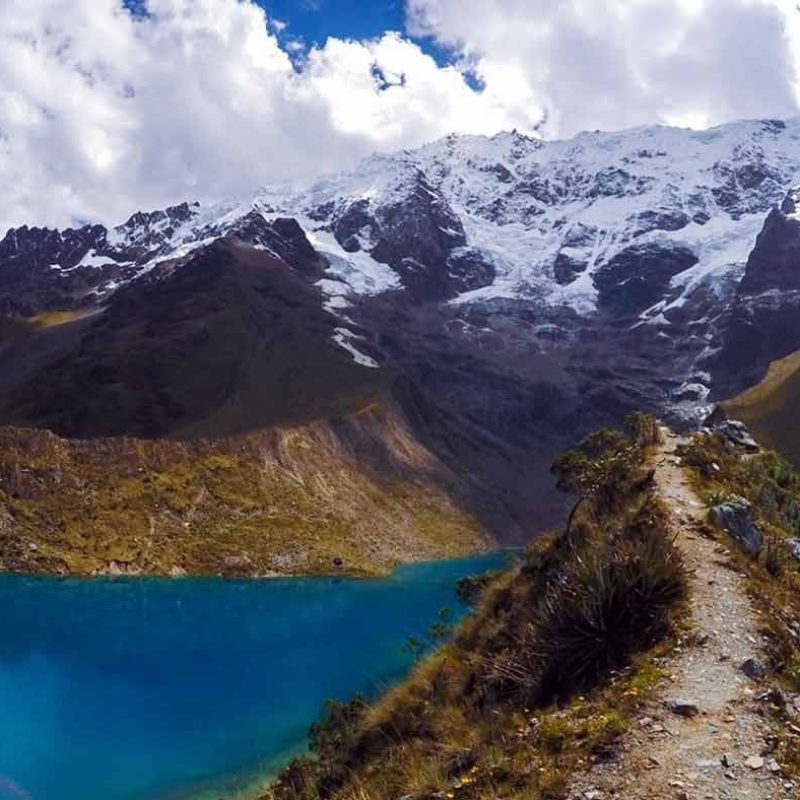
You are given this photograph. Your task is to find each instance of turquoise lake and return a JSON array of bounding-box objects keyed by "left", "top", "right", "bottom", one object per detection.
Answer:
[{"left": 0, "top": 552, "right": 513, "bottom": 800}]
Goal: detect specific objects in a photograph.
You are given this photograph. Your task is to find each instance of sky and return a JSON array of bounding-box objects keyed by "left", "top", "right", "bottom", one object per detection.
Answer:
[{"left": 2, "top": 0, "right": 800, "bottom": 232}]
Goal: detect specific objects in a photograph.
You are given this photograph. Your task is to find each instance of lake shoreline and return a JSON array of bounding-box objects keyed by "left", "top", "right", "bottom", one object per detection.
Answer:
[
  {"left": 0, "top": 551, "right": 517, "bottom": 800},
  {"left": 0, "top": 544, "right": 520, "bottom": 583},
  {"left": 0, "top": 542, "right": 499, "bottom": 581}
]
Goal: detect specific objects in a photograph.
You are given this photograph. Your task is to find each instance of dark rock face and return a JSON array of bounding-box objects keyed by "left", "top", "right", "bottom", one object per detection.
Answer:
[
  {"left": 114, "top": 202, "right": 199, "bottom": 261},
  {"left": 553, "top": 250, "right": 587, "bottom": 285},
  {"left": 0, "top": 223, "right": 107, "bottom": 269},
  {"left": 352, "top": 293, "right": 680, "bottom": 539},
  {"left": 710, "top": 496, "right": 763, "bottom": 556},
  {"left": 447, "top": 249, "right": 496, "bottom": 292},
  {"left": 707, "top": 189, "right": 800, "bottom": 398},
  {"left": 738, "top": 202, "right": 800, "bottom": 295},
  {"left": 0, "top": 203, "right": 199, "bottom": 315},
  {"left": 0, "top": 224, "right": 134, "bottom": 315},
  {"left": 331, "top": 173, "right": 494, "bottom": 299},
  {"left": 629, "top": 209, "right": 691, "bottom": 237},
  {"left": 711, "top": 151, "right": 787, "bottom": 219},
  {"left": 588, "top": 167, "right": 652, "bottom": 199},
  {"left": 594, "top": 243, "right": 698, "bottom": 317},
  {"left": 221, "top": 212, "right": 327, "bottom": 280}
]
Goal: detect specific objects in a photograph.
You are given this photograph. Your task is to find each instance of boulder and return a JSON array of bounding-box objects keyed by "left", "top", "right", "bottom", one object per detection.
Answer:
[
  {"left": 714, "top": 420, "right": 760, "bottom": 452},
  {"left": 666, "top": 698, "right": 700, "bottom": 717},
  {"left": 710, "top": 495, "right": 763, "bottom": 556},
  {"left": 739, "top": 658, "right": 767, "bottom": 679},
  {"left": 701, "top": 407, "right": 760, "bottom": 452},
  {"left": 784, "top": 537, "right": 800, "bottom": 561},
  {"left": 222, "top": 554, "right": 253, "bottom": 570}
]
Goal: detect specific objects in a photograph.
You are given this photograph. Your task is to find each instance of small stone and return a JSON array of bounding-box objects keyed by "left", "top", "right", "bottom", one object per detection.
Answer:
[
  {"left": 583, "top": 790, "right": 602, "bottom": 800},
  {"left": 695, "top": 759, "right": 718, "bottom": 769},
  {"left": 744, "top": 755, "right": 764, "bottom": 770},
  {"left": 667, "top": 698, "right": 700, "bottom": 718},
  {"left": 765, "top": 757, "right": 781, "bottom": 774},
  {"left": 648, "top": 755, "right": 661, "bottom": 766},
  {"left": 721, "top": 753, "right": 736, "bottom": 767},
  {"left": 758, "top": 687, "right": 787, "bottom": 708},
  {"left": 739, "top": 658, "right": 767, "bottom": 679}
]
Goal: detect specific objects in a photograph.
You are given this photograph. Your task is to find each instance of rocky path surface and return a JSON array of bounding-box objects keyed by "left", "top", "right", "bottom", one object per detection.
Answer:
[{"left": 567, "top": 428, "right": 795, "bottom": 800}]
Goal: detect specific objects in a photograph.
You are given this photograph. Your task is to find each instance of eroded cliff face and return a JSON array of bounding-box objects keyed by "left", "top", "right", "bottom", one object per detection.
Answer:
[
  {"left": 0, "top": 404, "right": 492, "bottom": 577},
  {"left": 706, "top": 186, "right": 800, "bottom": 400}
]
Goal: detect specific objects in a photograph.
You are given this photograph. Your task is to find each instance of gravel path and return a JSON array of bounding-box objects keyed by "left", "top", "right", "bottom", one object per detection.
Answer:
[{"left": 566, "top": 428, "right": 795, "bottom": 800}]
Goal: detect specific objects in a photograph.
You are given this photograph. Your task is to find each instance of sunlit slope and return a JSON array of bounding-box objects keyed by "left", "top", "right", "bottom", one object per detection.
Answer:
[{"left": 723, "top": 349, "right": 800, "bottom": 464}]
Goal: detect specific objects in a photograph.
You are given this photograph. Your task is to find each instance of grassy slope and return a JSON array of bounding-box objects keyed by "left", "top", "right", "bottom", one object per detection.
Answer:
[
  {"left": 260, "top": 418, "right": 689, "bottom": 800},
  {"left": 723, "top": 349, "right": 800, "bottom": 465},
  {"left": 0, "top": 404, "right": 491, "bottom": 577}
]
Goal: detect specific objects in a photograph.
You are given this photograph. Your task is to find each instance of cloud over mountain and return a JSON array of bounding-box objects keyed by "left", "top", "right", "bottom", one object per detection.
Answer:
[{"left": 2, "top": 0, "right": 799, "bottom": 232}]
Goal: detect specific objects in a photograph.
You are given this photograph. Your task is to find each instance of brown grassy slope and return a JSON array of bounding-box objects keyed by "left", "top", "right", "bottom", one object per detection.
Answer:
[
  {"left": 0, "top": 403, "right": 491, "bottom": 577},
  {"left": 723, "top": 348, "right": 800, "bottom": 465}
]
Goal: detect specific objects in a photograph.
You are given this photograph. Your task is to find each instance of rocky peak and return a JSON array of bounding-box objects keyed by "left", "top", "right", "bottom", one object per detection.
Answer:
[
  {"left": 0, "top": 223, "right": 108, "bottom": 270},
  {"left": 110, "top": 201, "right": 199, "bottom": 262},
  {"left": 738, "top": 186, "right": 800, "bottom": 295}
]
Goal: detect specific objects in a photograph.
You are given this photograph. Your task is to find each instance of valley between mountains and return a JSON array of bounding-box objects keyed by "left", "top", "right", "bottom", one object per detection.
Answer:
[
  {"left": 7, "top": 115, "right": 800, "bottom": 800},
  {"left": 5, "top": 118, "right": 800, "bottom": 575}
]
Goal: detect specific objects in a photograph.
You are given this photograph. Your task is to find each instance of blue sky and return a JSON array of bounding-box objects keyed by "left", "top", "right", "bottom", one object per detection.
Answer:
[
  {"left": 260, "top": 0, "right": 407, "bottom": 45},
  {"left": 124, "top": 0, "right": 451, "bottom": 65}
]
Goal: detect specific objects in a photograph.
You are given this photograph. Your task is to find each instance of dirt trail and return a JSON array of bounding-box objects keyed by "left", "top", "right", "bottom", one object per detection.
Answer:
[{"left": 567, "top": 427, "right": 795, "bottom": 800}]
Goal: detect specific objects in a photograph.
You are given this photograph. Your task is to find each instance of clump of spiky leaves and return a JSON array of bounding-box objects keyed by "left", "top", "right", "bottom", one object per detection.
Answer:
[
  {"left": 534, "top": 503, "right": 684, "bottom": 699},
  {"left": 478, "top": 497, "right": 685, "bottom": 708},
  {"left": 264, "top": 415, "right": 687, "bottom": 800}
]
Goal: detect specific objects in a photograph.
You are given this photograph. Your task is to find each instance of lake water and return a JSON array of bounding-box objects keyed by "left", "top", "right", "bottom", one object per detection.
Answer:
[{"left": 0, "top": 552, "right": 513, "bottom": 800}]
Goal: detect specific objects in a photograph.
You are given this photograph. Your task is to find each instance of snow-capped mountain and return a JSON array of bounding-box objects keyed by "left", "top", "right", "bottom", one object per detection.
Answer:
[
  {"left": 4, "top": 117, "right": 800, "bottom": 533},
  {"left": 6, "top": 117, "right": 800, "bottom": 316}
]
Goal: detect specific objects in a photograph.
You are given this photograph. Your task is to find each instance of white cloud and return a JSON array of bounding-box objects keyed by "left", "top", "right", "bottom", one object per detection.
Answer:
[
  {"left": 0, "top": 0, "right": 529, "bottom": 232},
  {"left": 1, "top": 0, "right": 799, "bottom": 233},
  {"left": 407, "top": 0, "right": 800, "bottom": 137}
]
